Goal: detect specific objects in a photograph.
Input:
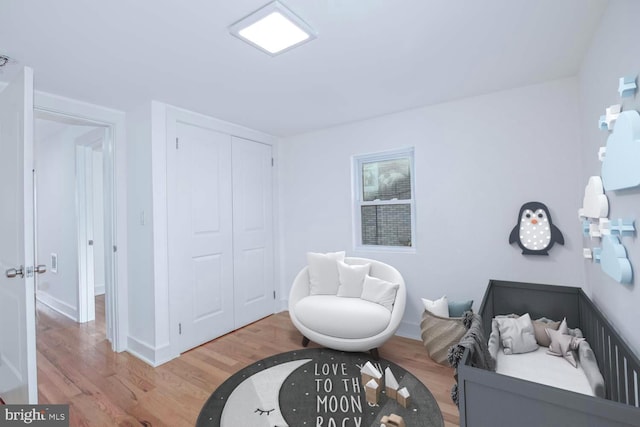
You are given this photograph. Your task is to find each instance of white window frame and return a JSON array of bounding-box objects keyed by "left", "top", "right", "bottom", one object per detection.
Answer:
[{"left": 352, "top": 147, "right": 416, "bottom": 253}]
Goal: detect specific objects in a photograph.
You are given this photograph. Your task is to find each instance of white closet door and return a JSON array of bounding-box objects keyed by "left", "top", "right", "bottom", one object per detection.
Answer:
[
  {"left": 168, "top": 123, "right": 234, "bottom": 353},
  {"left": 232, "top": 137, "right": 275, "bottom": 327}
]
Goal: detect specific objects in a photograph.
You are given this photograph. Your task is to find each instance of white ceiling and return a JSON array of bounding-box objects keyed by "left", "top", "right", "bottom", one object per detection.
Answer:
[{"left": 0, "top": 0, "right": 608, "bottom": 137}]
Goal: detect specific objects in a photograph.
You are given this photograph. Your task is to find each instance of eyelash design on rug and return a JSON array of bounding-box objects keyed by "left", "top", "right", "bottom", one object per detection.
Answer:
[{"left": 254, "top": 408, "right": 275, "bottom": 416}]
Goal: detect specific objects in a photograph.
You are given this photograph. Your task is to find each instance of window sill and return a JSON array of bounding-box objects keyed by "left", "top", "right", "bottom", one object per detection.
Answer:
[{"left": 353, "top": 244, "right": 416, "bottom": 254}]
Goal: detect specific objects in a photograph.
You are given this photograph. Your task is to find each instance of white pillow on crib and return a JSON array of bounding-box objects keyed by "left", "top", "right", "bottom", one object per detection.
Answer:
[{"left": 495, "top": 313, "right": 538, "bottom": 355}]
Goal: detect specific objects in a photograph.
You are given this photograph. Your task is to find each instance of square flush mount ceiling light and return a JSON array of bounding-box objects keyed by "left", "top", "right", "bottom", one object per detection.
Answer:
[{"left": 229, "top": 1, "right": 317, "bottom": 56}]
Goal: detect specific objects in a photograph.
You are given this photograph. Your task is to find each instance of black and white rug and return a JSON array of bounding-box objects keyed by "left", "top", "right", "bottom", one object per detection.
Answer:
[{"left": 197, "top": 348, "right": 444, "bottom": 427}]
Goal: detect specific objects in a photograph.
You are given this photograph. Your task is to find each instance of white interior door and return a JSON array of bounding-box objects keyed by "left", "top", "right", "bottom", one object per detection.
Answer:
[
  {"left": 232, "top": 137, "right": 275, "bottom": 327},
  {"left": 76, "top": 145, "right": 95, "bottom": 323},
  {"left": 168, "top": 123, "right": 234, "bottom": 353},
  {"left": 0, "top": 67, "right": 38, "bottom": 403},
  {"left": 75, "top": 128, "right": 106, "bottom": 323},
  {"left": 92, "top": 149, "right": 105, "bottom": 297}
]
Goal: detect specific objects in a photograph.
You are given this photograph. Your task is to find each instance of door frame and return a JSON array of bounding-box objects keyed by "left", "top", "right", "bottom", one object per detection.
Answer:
[{"left": 33, "top": 94, "right": 127, "bottom": 352}]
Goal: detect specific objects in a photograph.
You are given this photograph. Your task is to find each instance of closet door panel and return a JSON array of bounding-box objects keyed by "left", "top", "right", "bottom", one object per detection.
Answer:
[
  {"left": 168, "top": 122, "right": 234, "bottom": 353},
  {"left": 232, "top": 137, "right": 275, "bottom": 327}
]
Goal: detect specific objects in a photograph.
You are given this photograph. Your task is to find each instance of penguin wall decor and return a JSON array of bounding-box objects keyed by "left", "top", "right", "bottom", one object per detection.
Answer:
[{"left": 509, "top": 201, "right": 564, "bottom": 255}]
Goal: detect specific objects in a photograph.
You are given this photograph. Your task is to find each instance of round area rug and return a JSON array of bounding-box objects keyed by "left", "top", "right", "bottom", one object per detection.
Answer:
[{"left": 197, "top": 348, "right": 444, "bottom": 427}]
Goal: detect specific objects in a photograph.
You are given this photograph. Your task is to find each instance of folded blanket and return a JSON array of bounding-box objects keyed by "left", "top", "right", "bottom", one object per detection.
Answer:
[{"left": 447, "top": 311, "right": 495, "bottom": 406}]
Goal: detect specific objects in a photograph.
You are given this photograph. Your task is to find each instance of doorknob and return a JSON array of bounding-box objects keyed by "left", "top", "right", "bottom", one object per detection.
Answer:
[
  {"left": 5, "top": 266, "right": 24, "bottom": 278},
  {"left": 35, "top": 265, "right": 47, "bottom": 274}
]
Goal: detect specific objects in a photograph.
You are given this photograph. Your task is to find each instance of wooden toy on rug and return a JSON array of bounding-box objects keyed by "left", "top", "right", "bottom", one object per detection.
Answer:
[
  {"left": 384, "top": 367, "right": 399, "bottom": 399},
  {"left": 361, "top": 361, "right": 382, "bottom": 388},
  {"left": 366, "top": 379, "right": 381, "bottom": 405},
  {"left": 397, "top": 387, "right": 411, "bottom": 408},
  {"left": 380, "top": 413, "right": 405, "bottom": 427}
]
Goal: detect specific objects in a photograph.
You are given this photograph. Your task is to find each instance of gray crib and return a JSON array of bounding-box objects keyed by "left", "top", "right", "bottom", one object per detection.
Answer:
[{"left": 457, "top": 279, "right": 640, "bottom": 427}]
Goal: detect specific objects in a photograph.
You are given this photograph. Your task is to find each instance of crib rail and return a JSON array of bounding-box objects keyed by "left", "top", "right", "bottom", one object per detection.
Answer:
[
  {"left": 479, "top": 279, "right": 640, "bottom": 408},
  {"left": 579, "top": 295, "right": 640, "bottom": 407},
  {"left": 455, "top": 279, "right": 640, "bottom": 426}
]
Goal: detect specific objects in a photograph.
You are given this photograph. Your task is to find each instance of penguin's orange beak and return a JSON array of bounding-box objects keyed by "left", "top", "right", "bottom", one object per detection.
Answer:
[{"left": 531, "top": 219, "right": 538, "bottom": 224}]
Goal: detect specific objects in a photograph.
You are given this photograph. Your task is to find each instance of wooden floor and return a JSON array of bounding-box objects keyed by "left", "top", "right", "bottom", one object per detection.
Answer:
[{"left": 37, "top": 296, "right": 459, "bottom": 426}]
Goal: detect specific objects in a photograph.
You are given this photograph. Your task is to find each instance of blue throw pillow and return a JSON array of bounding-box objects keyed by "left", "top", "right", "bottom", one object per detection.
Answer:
[{"left": 448, "top": 300, "right": 473, "bottom": 317}]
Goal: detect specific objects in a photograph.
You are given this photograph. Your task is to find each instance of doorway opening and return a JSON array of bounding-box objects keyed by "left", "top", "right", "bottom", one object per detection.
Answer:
[{"left": 33, "top": 111, "right": 115, "bottom": 343}]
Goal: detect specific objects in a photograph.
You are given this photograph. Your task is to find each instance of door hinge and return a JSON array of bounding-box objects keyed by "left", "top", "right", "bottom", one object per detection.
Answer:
[
  {"left": 113, "top": 245, "right": 118, "bottom": 253},
  {"left": 179, "top": 323, "right": 182, "bottom": 335},
  {"left": 176, "top": 137, "right": 179, "bottom": 149},
  {"left": 273, "top": 291, "right": 276, "bottom": 299},
  {"left": 271, "top": 157, "right": 274, "bottom": 167}
]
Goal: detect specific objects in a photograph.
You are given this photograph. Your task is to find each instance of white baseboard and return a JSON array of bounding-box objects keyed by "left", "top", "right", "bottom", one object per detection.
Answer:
[
  {"left": 126, "top": 336, "right": 156, "bottom": 366},
  {"left": 36, "top": 291, "right": 78, "bottom": 322},
  {"left": 154, "top": 343, "right": 178, "bottom": 366},
  {"left": 395, "top": 320, "right": 420, "bottom": 341},
  {"left": 126, "top": 336, "right": 178, "bottom": 367},
  {"left": 94, "top": 283, "right": 105, "bottom": 296}
]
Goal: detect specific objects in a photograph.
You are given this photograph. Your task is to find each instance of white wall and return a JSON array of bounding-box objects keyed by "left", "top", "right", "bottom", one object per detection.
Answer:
[
  {"left": 578, "top": 0, "right": 640, "bottom": 356},
  {"left": 279, "top": 78, "right": 585, "bottom": 338},
  {"left": 35, "top": 124, "right": 99, "bottom": 320},
  {"left": 126, "top": 102, "right": 157, "bottom": 360}
]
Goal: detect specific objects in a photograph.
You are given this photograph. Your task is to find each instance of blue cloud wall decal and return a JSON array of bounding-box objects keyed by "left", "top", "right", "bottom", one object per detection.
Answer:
[
  {"left": 619, "top": 75, "right": 637, "bottom": 98},
  {"left": 601, "top": 110, "right": 640, "bottom": 190},
  {"left": 600, "top": 235, "right": 632, "bottom": 284}
]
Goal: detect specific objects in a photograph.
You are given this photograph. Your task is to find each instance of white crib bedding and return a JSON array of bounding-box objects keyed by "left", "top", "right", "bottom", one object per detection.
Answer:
[{"left": 496, "top": 346, "right": 594, "bottom": 396}]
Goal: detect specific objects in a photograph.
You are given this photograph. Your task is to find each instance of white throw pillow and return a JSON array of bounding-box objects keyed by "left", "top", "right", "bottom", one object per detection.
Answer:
[
  {"left": 336, "top": 261, "right": 371, "bottom": 297},
  {"left": 360, "top": 275, "right": 399, "bottom": 311},
  {"left": 495, "top": 312, "right": 538, "bottom": 355},
  {"left": 421, "top": 296, "right": 449, "bottom": 318},
  {"left": 307, "top": 251, "right": 346, "bottom": 295}
]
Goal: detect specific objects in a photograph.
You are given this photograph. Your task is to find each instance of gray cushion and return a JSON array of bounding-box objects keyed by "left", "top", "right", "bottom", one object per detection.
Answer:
[
  {"left": 578, "top": 341, "right": 606, "bottom": 398},
  {"left": 533, "top": 318, "right": 560, "bottom": 347},
  {"left": 488, "top": 319, "right": 500, "bottom": 361},
  {"left": 546, "top": 328, "right": 584, "bottom": 367},
  {"left": 495, "top": 313, "right": 538, "bottom": 355},
  {"left": 569, "top": 327, "right": 584, "bottom": 338},
  {"left": 448, "top": 300, "right": 473, "bottom": 317}
]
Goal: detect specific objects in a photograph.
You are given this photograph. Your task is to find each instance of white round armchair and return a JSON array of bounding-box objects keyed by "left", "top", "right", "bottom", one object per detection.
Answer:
[{"left": 288, "top": 257, "right": 406, "bottom": 357}]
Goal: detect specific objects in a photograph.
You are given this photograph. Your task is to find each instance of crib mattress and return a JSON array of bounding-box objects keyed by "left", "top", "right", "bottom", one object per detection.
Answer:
[{"left": 496, "top": 346, "right": 594, "bottom": 396}]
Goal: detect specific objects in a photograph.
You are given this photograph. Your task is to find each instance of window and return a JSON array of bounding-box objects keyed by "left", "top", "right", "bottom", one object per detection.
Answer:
[{"left": 353, "top": 148, "right": 415, "bottom": 251}]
